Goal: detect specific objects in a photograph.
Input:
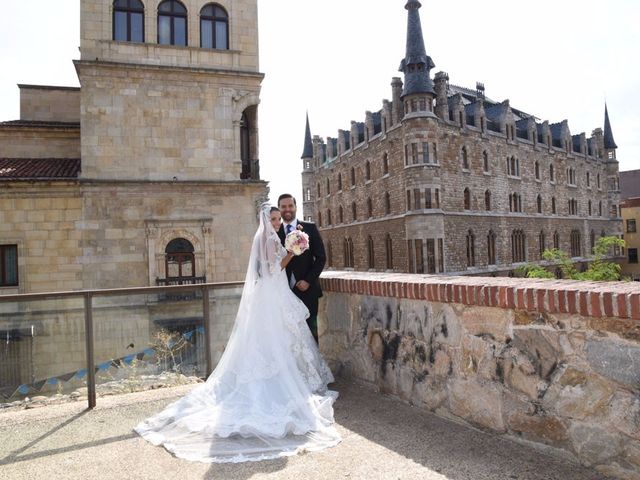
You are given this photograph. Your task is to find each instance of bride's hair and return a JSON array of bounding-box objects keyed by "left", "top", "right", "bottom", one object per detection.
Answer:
[{"left": 270, "top": 206, "right": 280, "bottom": 214}]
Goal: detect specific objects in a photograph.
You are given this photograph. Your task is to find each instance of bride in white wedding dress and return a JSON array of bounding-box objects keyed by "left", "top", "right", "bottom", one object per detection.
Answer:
[{"left": 134, "top": 203, "right": 341, "bottom": 463}]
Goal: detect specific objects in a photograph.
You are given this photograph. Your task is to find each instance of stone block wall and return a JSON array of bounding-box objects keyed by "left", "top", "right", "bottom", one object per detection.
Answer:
[
  {"left": 319, "top": 271, "right": 640, "bottom": 479},
  {"left": 19, "top": 85, "right": 80, "bottom": 123}
]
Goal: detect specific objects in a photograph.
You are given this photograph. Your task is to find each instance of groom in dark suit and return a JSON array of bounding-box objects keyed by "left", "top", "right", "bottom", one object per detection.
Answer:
[{"left": 277, "top": 193, "right": 326, "bottom": 344}]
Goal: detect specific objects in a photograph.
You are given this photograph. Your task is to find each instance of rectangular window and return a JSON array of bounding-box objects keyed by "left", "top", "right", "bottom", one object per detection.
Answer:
[
  {"left": 215, "top": 20, "right": 228, "bottom": 49},
  {"left": 404, "top": 145, "right": 409, "bottom": 166},
  {"left": 425, "top": 188, "right": 432, "bottom": 209},
  {"left": 174, "top": 17, "right": 187, "bottom": 46},
  {"left": 422, "top": 142, "right": 430, "bottom": 164},
  {"left": 426, "top": 239, "right": 436, "bottom": 273},
  {"left": 414, "top": 189, "right": 421, "bottom": 209},
  {"left": 629, "top": 248, "right": 638, "bottom": 264},
  {"left": 434, "top": 188, "right": 440, "bottom": 208},
  {"left": 412, "top": 143, "right": 419, "bottom": 165},
  {"left": 437, "top": 238, "right": 444, "bottom": 273},
  {"left": 131, "top": 12, "right": 144, "bottom": 42},
  {"left": 0, "top": 245, "right": 19, "bottom": 287},
  {"left": 432, "top": 143, "right": 438, "bottom": 164},
  {"left": 627, "top": 219, "right": 637, "bottom": 233},
  {"left": 415, "top": 239, "right": 424, "bottom": 274},
  {"left": 114, "top": 11, "right": 127, "bottom": 41},
  {"left": 407, "top": 240, "right": 415, "bottom": 273},
  {"left": 158, "top": 15, "right": 171, "bottom": 44},
  {"left": 406, "top": 190, "right": 412, "bottom": 211},
  {"left": 201, "top": 19, "right": 213, "bottom": 48}
]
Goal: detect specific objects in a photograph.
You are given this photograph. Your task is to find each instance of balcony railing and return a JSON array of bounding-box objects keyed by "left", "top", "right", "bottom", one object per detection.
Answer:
[
  {"left": 156, "top": 276, "right": 207, "bottom": 301},
  {"left": 0, "top": 281, "right": 243, "bottom": 409}
]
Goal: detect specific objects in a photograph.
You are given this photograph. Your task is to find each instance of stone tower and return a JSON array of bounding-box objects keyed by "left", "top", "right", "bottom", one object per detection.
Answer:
[
  {"left": 75, "top": 0, "right": 263, "bottom": 182},
  {"left": 301, "top": 113, "right": 315, "bottom": 221}
]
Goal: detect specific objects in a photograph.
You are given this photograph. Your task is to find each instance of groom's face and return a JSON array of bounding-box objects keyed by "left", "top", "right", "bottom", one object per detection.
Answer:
[{"left": 279, "top": 197, "right": 296, "bottom": 223}]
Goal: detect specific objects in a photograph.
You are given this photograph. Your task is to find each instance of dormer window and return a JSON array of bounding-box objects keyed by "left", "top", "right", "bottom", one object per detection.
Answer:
[
  {"left": 158, "top": 0, "right": 187, "bottom": 46},
  {"left": 113, "top": 0, "right": 145, "bottom": 43},
  {"left": 200, "top": 4, "right": 229, "bottom": 50}
]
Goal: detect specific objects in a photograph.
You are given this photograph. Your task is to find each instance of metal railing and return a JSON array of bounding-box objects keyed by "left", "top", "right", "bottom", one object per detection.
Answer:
[{"left": 0, "top": 281, "right": 244, "bottom": 409}]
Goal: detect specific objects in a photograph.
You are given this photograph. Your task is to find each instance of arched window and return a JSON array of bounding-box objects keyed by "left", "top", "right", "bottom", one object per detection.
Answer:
[
  {"left": 511, "top": 230, "right": 526, "bottom": 263},
  {"left": 158, "top": 0, "right": 188, "bottom": 46},
  {"left": 549, "top": 164, "right": 555, "bottom": 182},
  {"left": 483, "top": 151, "right": 489, "bottom": 173},
  {"left": 200, "top": 3, "right": 229, "bottom": 49},
  {"left": 351, "top": 202, "right": 357, "bottom": 221},
  {"left": 487, "top": 230, "right": 496, "bottom": 265},
  {"left": 539, "top": 231, "right": 546, "bottom": 257},
  {"left": 466, "top": 230, "right": 475, "bottom": 267},
  {"left": 461, "top": 146, "right": 469, "bottom": 169},
  {"left": 113, "top": 0, "right": 145, "bottom": 43},
  {"left": 339, "top": 205, "right": 344, "bottom": 223},
  {"left": 165, "top": 238, "right": 195, "bottom": 279},
  {"left": 552, "top": 197, "right": 557, "bottom": 214},
  {"left": 365, "top": 161, "right": 371, "bottom": 181},
  {"left": 338, "top": 173, "right": 342, "bottom": 191},
  {"left": 485, "top": 190, "right": 491, "bottom": 211},
  {"left": 590, "top": 230, "right": 595, "bottom": 254},
  {"left": 385, "top": 192, "right": 391, "bottom": 215},
  {"left": 318, "top": 211, "right": 322, "bottom": 227},
  {"left": 588, "top": 200, "right": 592, "bottom": 216},
  {"left": 537, "top": 195, "right": 542, "bottom": 214},
  {"left": 463, "top": 188, "right": 471, "bottom": 210},
  {"left": 570, "top": 230, "right": 581, "bottom": 257},
  {"left": 383, "top": 153, "right": 389, "bottom": 175},
  {"left": 367, "top": 236, "right": 375, "bottom": 269},
  {"left": 350, "top": 167, "right": 356, "bottom": 186},
  {"left": 304, "top": 188, "right": 311, "bottom": 202},
  {"left": 316, "top": 182, "right": 321, "bottom": 197},
  {"left": 599, "top": 201, "right": 603, "bottom": 216},
  {"left": 535, "top": 161, "right": 540, "bottom": 180},
  {"left": 553, "top": 231, "right": 560, "bottom": 250},
  {"left": 327, "top": 209, "right": 332, "bottom": 226},
  {"left": 385, "top": 234, "right": 393, "bottom": 270},
  {"left": 367, "top": 198, "right": 373, "bottom": 218},
  {"left": 326, "top": 178, "right": 330, "bottom": 195}
]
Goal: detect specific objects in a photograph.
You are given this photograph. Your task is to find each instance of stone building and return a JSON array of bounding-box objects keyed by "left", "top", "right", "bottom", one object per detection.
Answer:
[
  {"left": 301, "top": 0, "right": 622, "bottom": 276},
  {"left": 0, "top": 0, "right": 266, "bottom": 390},
  {"left": 620, "top": 169, "right": 640, "bottom": 280}
]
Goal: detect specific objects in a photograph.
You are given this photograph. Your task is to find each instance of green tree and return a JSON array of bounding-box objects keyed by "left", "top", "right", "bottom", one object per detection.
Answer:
[{"left": 517, "top": 236, "right": 625, "bottom": 281}]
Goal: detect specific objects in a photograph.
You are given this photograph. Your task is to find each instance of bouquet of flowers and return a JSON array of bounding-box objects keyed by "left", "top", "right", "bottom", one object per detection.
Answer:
[{"left": 285, "top": 227, "right": 310, "bottom": 256}]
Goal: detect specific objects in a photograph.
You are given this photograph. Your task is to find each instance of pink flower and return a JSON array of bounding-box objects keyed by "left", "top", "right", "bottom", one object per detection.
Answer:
[{"left": 285, "top": 230, "right": 310, "bottom": 256}]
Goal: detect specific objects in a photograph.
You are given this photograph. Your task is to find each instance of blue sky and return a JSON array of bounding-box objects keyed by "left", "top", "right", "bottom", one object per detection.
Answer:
[{"left": 1, "top": 1, "right": 638, "bottom": 213}]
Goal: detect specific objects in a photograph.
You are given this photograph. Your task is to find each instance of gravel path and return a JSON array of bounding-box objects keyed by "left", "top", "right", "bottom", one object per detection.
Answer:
[{"left": 0, "top": 379, "right": 607, "bottom": 480}]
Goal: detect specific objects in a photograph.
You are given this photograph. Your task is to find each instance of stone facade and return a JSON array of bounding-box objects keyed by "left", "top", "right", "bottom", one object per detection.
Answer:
[
  {"left": 0, "top": 0, "right": 266, "bottom": 389},
  {"left": 319, "top": 271, "right": 640, "bottom": 479},
  {"left": 302, "top": 2, "right": 622, "bottom": 277},
  {"left": 622, "top": 197, "right": 640, "bottom": 280}
]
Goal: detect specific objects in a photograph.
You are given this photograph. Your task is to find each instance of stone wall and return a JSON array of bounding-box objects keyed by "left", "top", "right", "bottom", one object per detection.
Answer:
[
  {"left": 19, "top": 85, "right": 80, "bottom": 123},
  {"left": 0, "top": 127, "right": 80, "bottom": 159},
  {"left": 319, "top": 271, "right": 640, "bottom": 479}
]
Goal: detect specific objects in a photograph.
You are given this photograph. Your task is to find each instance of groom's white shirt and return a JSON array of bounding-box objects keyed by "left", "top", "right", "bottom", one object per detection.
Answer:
[{"left": 283, "top": 218, "right": 298, "bottom": 288}]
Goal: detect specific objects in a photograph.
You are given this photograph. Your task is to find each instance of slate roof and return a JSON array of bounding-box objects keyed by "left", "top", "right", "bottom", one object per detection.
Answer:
[
  {"left": 301, "top": 114, "right": 313, "bottom": 159},
  {"left": 604, "top": 104, "right": 618, "bottom": 149},
  {"left": 0, "top": 158, "right": 81, "bottom": 180},
  {"left": 620, "top": 169, "right": 640, "bottom": 200}
]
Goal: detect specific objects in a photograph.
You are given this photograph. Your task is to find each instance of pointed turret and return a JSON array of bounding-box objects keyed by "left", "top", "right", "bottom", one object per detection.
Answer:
[
  {"left": 301, "top": 113, "right": 313, "bottom": 159},
  {"left": 399, "top": 0, "right": 435, "bottom": 98},
  {"left": 603, "top": 103, "right": 618, "bottom": 150}
]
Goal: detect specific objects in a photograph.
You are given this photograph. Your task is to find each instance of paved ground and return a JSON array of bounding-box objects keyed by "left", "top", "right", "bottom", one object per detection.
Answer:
[{"left": 0, "top": 379, "right": 607, "bottom": 480}]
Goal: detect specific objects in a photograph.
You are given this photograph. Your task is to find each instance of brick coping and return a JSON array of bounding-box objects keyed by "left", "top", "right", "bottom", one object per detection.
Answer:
[{"left": 320, "top": 271, "right": 640, "bottom": 320}]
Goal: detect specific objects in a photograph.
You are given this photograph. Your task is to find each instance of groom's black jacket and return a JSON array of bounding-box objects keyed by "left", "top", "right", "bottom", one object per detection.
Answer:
[{"left": 277, "top": 221, "right": 326, "bottom": 316}]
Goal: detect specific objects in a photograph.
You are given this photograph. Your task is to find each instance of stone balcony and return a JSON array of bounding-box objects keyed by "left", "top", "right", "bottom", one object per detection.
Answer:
[{"left": 318, "top": 271, "right": 640, "bottom": 480}]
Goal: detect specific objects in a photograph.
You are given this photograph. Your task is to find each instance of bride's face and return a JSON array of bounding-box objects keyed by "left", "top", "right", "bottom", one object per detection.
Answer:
[{"left": 269, "top": 211, "right": 281, "bottom": 232}]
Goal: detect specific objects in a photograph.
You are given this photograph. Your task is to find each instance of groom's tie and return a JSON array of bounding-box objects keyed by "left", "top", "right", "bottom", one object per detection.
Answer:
[{"left": 286, "top": 224, "right": 292, "bottom": 235}]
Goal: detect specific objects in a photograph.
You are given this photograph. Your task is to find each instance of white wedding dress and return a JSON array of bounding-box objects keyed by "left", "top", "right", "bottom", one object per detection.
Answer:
[{"left": 134, "top": 204, "right": 341, "bottom": 463}]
